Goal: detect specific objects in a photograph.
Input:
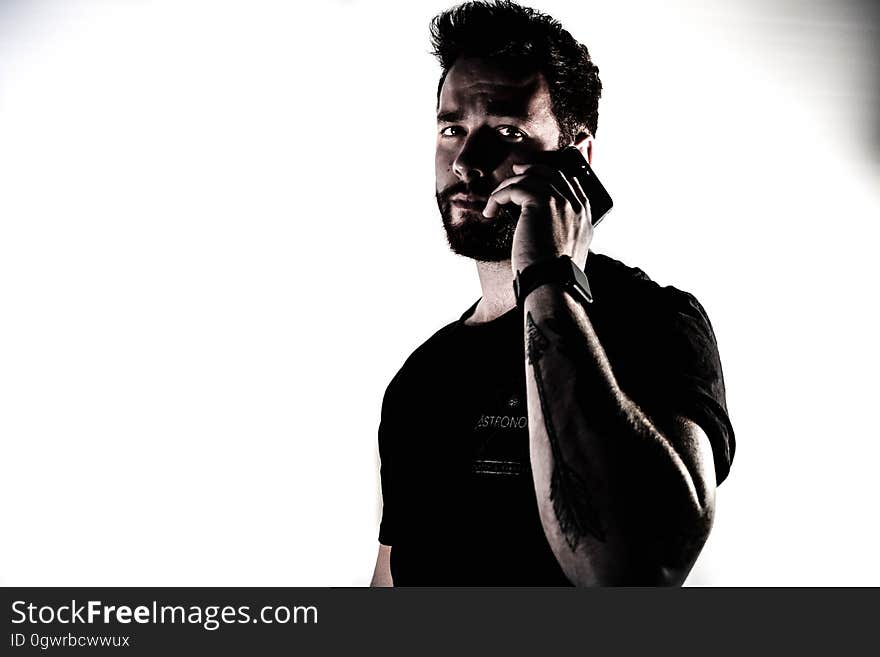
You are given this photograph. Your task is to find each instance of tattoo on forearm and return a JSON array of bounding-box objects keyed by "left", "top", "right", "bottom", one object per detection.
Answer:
[
  {"left": 526, "top": 311, "right": 550, "bottom": 364},
  {"left": 526, "top": 312, "right": 606, "bottom": 549}
]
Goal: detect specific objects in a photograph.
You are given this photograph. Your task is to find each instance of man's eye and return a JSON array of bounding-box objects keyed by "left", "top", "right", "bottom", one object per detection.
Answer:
[
  {"left": 497, "top": 126, "right": 525, "bottom": 140},
  {"left": 439, "top": 126, "right": 463, "bottom": 137}
]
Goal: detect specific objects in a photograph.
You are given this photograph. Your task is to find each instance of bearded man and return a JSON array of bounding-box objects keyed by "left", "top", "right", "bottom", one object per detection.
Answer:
[{"left": 371, "top": 0, "right": 735, "bottom": 587}]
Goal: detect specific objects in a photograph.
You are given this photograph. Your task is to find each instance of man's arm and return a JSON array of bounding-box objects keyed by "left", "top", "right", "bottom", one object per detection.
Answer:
[
  {"left": 485, "top": 158, "right": 718, "bottom": 585},
  {"left": 370, "top": 544, "right": 393, "bottom": 587},
  {"left": 523, "top": 284, "right": 716, "bottom": 585}
]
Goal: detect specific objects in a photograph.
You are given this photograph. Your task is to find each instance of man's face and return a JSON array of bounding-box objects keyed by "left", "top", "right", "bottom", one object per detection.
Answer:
[{"left": 435, "top": 56, "right": 562, "bottom": 262}]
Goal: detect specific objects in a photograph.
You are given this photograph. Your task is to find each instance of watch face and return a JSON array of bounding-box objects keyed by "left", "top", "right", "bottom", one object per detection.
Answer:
[{"left": 569, "top": 258, "right": 593, "bottom": 303}]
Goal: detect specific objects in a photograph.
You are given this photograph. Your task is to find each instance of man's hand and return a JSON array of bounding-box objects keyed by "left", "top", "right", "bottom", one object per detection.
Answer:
[{"left": 482, "top": 161, "right": 594, "bottom": 273}]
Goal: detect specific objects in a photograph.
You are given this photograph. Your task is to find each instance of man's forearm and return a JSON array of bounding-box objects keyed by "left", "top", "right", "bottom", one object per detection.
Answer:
[{"left": 523, "top": 283, "right": 711, "bottom": 585}]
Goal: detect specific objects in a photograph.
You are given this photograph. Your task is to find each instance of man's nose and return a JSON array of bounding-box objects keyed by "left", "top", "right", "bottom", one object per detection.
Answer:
[{"left": 452, "top": 130, "right": 500, "bottom": 182}]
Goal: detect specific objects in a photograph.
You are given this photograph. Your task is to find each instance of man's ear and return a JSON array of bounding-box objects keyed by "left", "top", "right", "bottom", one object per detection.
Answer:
[{"left": 573, "top": 131, "right": 594, "bottom": 166}]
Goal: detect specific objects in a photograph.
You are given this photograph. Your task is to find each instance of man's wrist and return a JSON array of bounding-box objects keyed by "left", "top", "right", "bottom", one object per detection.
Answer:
[{"left": 513, "top": 255, "right": 593, "bottom": 308}]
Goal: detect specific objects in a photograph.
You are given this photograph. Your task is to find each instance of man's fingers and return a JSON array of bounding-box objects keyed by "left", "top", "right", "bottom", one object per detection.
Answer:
[
  {"left": 489, "top": 172, "right": 532, "bottom": 195},
  {"left": 483, "top": 177, "right": 566, "bottom": 218},
  {"left": 512, "top": 163, "right": 585, "bottom": 210},
  {"left": 570, "top": 176, "right": 592, "bottom": 223}
]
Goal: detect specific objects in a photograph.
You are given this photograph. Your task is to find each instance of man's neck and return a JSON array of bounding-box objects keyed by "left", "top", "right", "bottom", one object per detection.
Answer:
[{"left": 465, "top": 259, "right": 516, "bottom": 325}]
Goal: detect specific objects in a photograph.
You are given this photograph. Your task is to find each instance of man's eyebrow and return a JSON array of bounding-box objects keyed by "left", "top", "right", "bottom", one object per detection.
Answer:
[
  {"left": 437, "top": 109, "right": 463, "bottom": 123},
  {"left": 486, "top": 98, "right": 530, "bottom": 119}
]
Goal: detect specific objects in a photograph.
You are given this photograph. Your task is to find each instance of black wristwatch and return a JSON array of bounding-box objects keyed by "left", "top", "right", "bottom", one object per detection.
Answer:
[{"left": 513, "top": 255, "right": 593, "bottom": 307}]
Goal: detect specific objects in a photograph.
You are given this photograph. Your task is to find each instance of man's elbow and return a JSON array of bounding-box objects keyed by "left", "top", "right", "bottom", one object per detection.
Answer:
[
  {"left": 642, "top": 500, "right": 715, "bottom": 586},
  {"left": 579, "top": 500, "right": 715, "bottom": 587}
]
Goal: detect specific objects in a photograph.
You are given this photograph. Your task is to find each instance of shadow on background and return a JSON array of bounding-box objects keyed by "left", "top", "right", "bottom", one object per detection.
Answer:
[{"left": 859, "top": 0, "right": 880, "bottom": 161}]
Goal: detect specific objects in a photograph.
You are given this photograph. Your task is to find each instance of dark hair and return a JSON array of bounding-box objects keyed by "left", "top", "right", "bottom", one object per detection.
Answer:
[{"left": 430, "top": 0, "right": 602, "bottom": 145}]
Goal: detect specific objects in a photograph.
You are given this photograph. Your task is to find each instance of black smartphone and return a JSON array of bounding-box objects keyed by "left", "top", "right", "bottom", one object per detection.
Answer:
[{"left": 552, "top": 146, "right": 613, "bottom": 226}]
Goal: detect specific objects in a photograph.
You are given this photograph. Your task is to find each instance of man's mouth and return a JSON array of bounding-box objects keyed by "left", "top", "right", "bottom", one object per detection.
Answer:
[{"left": 450, "top": 194, "right": 488, "bottom": 210}]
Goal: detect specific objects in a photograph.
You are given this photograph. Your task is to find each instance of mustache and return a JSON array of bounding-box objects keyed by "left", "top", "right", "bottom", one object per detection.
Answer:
[{"left": 436, "top": 179, "right": 498, "bottom": 202}]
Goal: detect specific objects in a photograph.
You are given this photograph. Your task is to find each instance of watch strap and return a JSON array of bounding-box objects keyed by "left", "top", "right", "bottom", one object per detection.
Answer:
[{"left": 513, "top": 255, "right": 593, "bottom": 307}]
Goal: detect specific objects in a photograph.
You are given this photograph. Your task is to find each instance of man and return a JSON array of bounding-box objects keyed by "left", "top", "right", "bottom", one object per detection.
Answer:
[{"left": 371, "top": 0, "right": 734, "bottom": 586}]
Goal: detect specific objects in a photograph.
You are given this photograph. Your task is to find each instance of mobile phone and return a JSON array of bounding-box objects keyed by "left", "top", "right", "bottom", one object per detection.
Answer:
[{"left": 552, "top": 146, "right": 613, "bottom": 226}]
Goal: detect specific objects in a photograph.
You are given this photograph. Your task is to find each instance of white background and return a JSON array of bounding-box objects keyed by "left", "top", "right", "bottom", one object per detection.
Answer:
[{"left": 0, "top": 0, "right": 877, "bottom": 586}]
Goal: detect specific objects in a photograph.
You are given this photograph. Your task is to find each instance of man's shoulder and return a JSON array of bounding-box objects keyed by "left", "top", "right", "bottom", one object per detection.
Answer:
[
  {"left": 406, "top": 317, "right": 461, "bottom": 361},
  {"left": 385, "top": 253, "right": 715, "bottom": 395},
  {"left": 383, "top": 314, "right": 465, "bottom": 396},
  {"left": 588, "top": 251, "right": 708, "bottom": 319}
]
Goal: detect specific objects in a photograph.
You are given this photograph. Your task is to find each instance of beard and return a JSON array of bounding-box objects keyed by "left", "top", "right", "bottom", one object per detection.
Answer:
[{"left": 436, "top": 180, "right": 519, "bottom": 262}]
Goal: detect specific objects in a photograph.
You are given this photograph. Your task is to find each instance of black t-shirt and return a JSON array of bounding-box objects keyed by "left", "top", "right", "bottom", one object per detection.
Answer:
[{"left": 377, "top": 252, "right": 735, "bottom": 586}]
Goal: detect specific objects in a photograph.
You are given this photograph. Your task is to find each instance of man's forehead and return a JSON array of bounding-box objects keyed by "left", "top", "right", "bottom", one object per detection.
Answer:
[{"left": 438, "top": 57, "right": 548, "bottom": 111}]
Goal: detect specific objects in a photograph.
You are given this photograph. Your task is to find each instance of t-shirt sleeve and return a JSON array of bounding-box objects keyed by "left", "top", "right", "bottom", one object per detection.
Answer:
[
  {"left": 638, "top": 290, "right": 736, "bottom": 485},
  {"left": 377, "top": 375, "right": 403, "bottom": 545}
]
